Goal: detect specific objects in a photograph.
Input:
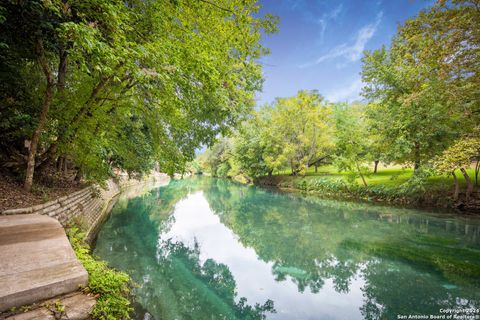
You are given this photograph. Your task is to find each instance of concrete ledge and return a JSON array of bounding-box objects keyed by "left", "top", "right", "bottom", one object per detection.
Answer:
[
  {"left": 4, "top": 292, "right": 96, "bottom": 320},
  {"left": 0, "top": 215, "right": 88, "bottom": 312},
  {"left": 0, "top": 262, "right": 88, "bottom": 312},
  {"left": 0, "top": 174, "right": 170, "bottom": 235}
]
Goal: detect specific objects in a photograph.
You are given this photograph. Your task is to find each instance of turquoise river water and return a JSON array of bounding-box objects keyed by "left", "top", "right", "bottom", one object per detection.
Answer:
[{"left": 94, "top": 177, "right": 480, "bottom": 320}]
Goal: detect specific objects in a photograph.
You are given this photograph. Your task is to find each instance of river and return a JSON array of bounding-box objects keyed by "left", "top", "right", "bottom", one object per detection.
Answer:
[{"left": 94, "top": 176, "right": 480, "bottom": 320}]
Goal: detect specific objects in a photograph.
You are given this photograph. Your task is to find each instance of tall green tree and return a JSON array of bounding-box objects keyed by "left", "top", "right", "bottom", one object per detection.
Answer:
[
  {"left": 204, "top": 91, "right": 335, "bottom": 178},
  {"left": 333, "top": 103, "right": 371, "bottom": 186},
  {"left": 435, "top": 132, "right": 480, "bottom": 201},
  {"left": 399, "top": 0, "right": 479, "bottom": 130},
  {"left": 362, "top": 47, "right": 457, "bottom": 172},
  {"left": 0, "top": 0, "right": 277, "bottom": 190},
  {"left": 271, "top": 90, "right": 334, "bottom": 175},
  {"left": 232, "top": 107, "right": 284, "bottom": 178},
  {"left": 362, "top": 0, "right": 478, "bottom": 173},
  {"left": 200, "top": 138, "right": 233, "bottom": 178}
]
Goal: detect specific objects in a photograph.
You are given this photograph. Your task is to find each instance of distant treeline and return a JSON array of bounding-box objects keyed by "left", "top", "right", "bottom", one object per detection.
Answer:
[{"left": 198, "top": 0, "right": 479, "bottom": 201}]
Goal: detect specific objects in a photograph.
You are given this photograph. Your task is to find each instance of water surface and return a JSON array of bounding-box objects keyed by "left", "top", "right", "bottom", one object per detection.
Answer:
[{"left": 94, "top": 177, "right": 480, "bottom": 320}]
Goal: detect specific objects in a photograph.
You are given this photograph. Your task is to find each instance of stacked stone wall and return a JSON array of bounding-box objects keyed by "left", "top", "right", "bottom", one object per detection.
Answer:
[{"left": 0, "top": 174, "right": 169, "bottom": 241}]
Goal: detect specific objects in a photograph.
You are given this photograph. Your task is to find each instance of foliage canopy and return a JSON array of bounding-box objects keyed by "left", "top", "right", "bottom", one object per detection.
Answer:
[{"left": 0, "top": 0, "right": 277, "bottom": 188}]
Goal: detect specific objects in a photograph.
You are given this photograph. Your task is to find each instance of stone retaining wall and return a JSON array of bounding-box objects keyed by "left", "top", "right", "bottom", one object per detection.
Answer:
[{"left": 0, "top": 173, "right": 170, "bottom": 241}]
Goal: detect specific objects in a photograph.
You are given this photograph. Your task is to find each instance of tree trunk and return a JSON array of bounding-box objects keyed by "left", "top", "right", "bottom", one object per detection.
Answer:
[
  {"left": 25, "top": 84, "right": 54, "bottom": 191},
  {"left": 63, "top": 157, "right": 68, "bottom": 177},
  {"left": 373, "top": 160, "right": 379, "bottom": 173},
  {"left": 460, "top": 167, "right": 473, "bottom": 201},
  {"left": 38, "top": 45, "right": 69, "bottom": 172},
  {"left": 356, "top": 161, "right": 368, "bottom": 187},
  {"left": 475, "top": 159, "right": 479, "bottom": 186},
  {"left": 56, "top": 155, "right": 64, "bottom": 172},
  {"left": 57, "top": 45, "right": 68, "bottom": 92},
  {"left": 413, "top": 142, "right": 421, "bottom": 173},
  {"left": 24, "top": 39, "right": 54, "bottom": 192},
  {"left": 34, "top": 45, "right": 68, "bottom": 176},
  {"left": 315, "top": 165, "right": 318, "bottom": 173},
  {"left": 268, "top": 169, "right": 273, "bottom": 177},
  {"left": 452, "top": 171, "right": 459, "bottom": 201},
  {"left": 74, "top": 168, "right": 82, "bottom": 183}
]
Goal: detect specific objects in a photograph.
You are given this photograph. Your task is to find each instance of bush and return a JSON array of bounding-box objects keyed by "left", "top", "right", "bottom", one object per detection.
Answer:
[
  {"left": 216, "top": 162, "right": 231, "bottom": 178},
  {"left": 66, "top": 226, "right": 133, "bottom": 320},
  {"left": 259, "top": 175, "right": 434, "bottom": 205}
]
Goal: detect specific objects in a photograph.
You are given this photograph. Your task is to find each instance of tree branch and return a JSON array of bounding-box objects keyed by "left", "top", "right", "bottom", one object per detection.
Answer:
[{"left": 198, "top": 0, "right": 234, "bottom": 14}]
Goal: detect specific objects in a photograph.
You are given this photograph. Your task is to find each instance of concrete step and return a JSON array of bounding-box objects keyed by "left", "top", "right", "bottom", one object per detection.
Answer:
[
  {"left": 0, "top": 214, "right": 88, "bottom": 312},
  {"left": 0, "top": 215, "right": 61, "bottom": 235},
  {"left": 4, "top": 292, "right": 96, "bottom": 320},
  {"left": 0, "top": 232, "right": 78, "bottom": 275}
]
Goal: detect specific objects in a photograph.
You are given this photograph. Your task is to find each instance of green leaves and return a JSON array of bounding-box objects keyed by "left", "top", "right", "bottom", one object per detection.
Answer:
[
  {"left": 434, "top": 134, "right": 480, "bottom": 173},
  {"left": 360, "top": 2, "right": 472, "bottom": 170},
  {"left": 269, "top": 90, "right": 334, "bottom": 175},
  {"left": 67, "top": 226, "right": 132, "bottom": 320},
  {"left": 359, "top": 0, "right": 479, "bottom": 197},
  {"left": 0, "top": 0, "right": 277, "bottom": 182},
  {"left": 201, "top": 90, "right": 335, "bottom": 179},
  {"left": 332, "top": 102, "right": 372, "bottom": 186}
]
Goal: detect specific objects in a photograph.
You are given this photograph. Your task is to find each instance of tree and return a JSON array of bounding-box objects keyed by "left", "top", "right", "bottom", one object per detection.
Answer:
[
  {"left": 231, "top": 107, "right": 284, "bottom": 178},
  {"left": 1, "top": 1, "right": 64, "bottom": 191},
  {"left": 399, "top": 0, "right": 479, "bottom": 132},
  {"left": 435, "top": 133, "right": 480, "bottom": 201},
  {"left": 270, "top": 90, "right": 334, "bottom": 175},
  {"left": 333, "top": 103, "right": 370, "bottom": 186},
  {"left": 185, "top": 159, "right": 202, "bottom": 175},
  {"left": 365, "top": 103, "right": 388, "bottom": 174},
  {"left": 200, "top": 138, "right": 233, "bottom": 177},
  {"left": 0, "top": 0, "right": 277, "bottom": 189},
  {"left": 362, "top": 0, "right": 479, "bottom": 173},
  {"left": 204, "top": 91, "right": 335, "bottom": 179},
  {"left": 362, "top": 47, "right": 457, "bottom": 173},
  {"left": 1, "top": 0, "right": 139, "bottom": 190}
]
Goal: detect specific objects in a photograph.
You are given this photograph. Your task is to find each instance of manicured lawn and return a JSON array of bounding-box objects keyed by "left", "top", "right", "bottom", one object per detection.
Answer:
[{"left": 274, "top": 164, "right": 476, "bottom": 189}]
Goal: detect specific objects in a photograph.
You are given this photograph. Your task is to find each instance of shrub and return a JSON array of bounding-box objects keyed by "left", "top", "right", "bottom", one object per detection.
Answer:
[
  {"left": 216, "top": 162, "right": 231, "bottom": 178},
  {"left": 66, "top": 226, "right": 133, "bottom": 320}
]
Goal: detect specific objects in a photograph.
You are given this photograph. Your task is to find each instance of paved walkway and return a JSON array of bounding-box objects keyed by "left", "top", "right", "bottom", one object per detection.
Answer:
[{"left": 0, "top": 214, "right": 88, "bottom": 312}]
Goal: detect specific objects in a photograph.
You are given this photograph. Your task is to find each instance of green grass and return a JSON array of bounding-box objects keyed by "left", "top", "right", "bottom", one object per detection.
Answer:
[{"left": 274, "top": 164, "right": 476, "bottom": 189}]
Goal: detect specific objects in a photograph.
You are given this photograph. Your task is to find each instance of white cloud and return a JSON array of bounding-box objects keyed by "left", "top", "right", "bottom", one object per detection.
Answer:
[
  {"left": 329, "top": 3, "right": 344, "bottom": 19},
  {"left": 317, "top": 4, "right": 343, "bottom": 44},
  {"left": 326, "top": 78, "right": 364, "bottom": 102},
  {"left": 301, "top": 11, "right": 383, "bottom": 68},
  {"left": 318, "top": 19, "right": 327, "bottom": 41}
]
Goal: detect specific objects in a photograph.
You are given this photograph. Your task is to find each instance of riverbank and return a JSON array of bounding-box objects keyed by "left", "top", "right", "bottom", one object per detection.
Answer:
[
  {"left": 67, "top": 173, "right": 170, "bottom": 319},
  {"left": 251, "top": 173, "right": 480, "bottom": 213},
  {"left": 0, "top": 172, "right": 169, "bottom": 242},
  {"left": 0, "top": 172, "right": 84, "bottom": 212},
  {"left": 0, "top": 172, "right": 170, "bottom": 319},
  {"left": 67, "top": 226, "right": 133, "bottom": 320}
]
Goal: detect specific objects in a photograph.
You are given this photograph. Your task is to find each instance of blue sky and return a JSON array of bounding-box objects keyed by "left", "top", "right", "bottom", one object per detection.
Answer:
[{"left": 256, "top": 0, "right": 435, "bottom": 105}]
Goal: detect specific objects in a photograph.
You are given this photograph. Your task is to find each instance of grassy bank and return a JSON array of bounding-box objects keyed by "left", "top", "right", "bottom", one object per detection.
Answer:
[
  {"left": 254, "top": 165, "right": 479, "bottom": 210},
  {"left": 275, "top": 165, "right": 476, "bottom": 187},
  {"left": 67, "top": 226, "right": 133, "bottom": 320}
]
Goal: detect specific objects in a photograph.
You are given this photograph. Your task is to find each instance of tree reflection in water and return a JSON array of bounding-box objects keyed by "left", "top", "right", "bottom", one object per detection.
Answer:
[
  {"left": 95, "top": 184, "right": 276, "bottom": 320},
  {"left": 95, "top": 177, "right": 480, "bottom": 320}
]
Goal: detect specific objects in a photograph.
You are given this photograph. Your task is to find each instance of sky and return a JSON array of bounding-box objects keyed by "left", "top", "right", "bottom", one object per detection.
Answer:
[{"left": 256, "top": 0, "right": 435, "bottom": 105}]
